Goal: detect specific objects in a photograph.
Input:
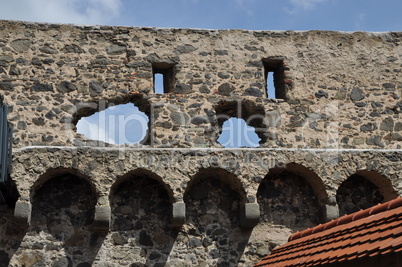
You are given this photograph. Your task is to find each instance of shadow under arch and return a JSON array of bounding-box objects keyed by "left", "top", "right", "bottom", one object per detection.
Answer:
[
  {"left": 109, "top": 168, "right": 177, "bottom": 266},
  {"left": 257, "top": 163, "right": 327, "bottom": 232},
  {"left": 182, "top": 167, "right": 251, "bottom": 266},
  {"left": 25, "top": 167, "right": 104, "bottom": 266},
  {"left": 30, "top": 167, "right": 99, "bottom": 201},
  {"left": 336, "top": 170, "right": 398, "bottom": 216}
]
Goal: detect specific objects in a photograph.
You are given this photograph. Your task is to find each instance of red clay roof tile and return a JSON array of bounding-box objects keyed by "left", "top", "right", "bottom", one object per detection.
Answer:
[{"left": 255, "top": 197, "right": 402, "bottom": 267}]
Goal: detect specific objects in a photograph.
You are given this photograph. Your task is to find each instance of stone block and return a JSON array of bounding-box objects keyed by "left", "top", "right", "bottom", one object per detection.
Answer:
[
  {"left": 240, "top": 203, "right": 260, "bottom": 228},
  {"left": 323, "top": 204, "right": 339, "bottom": 222},
  {"left": 14, "top": 201, "right": 32, "bottom": 226},
  {"left": 171, "top": 202, "right": 186, "bottom": 227},
  {"left": 93, "top": 206, "right": 111, "bottom": 231}
]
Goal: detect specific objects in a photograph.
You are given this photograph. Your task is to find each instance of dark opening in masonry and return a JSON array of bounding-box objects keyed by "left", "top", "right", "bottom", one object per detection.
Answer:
[
  {"left": 262, "top": 58, "right": 286, "bottom": 99},
  {"left": 152, "top": 63, "right": 175, "bottom": 94}
]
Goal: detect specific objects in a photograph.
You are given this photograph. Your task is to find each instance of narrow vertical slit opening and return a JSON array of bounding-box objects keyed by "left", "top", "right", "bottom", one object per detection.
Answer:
[
  {"left": 152, "top": 63, "right": 175, "bottom": 94},
  {"left": 154, "top": 73, "right": 164, "bottom": 94},
  {"left": 266, "top": 72, "right": 276, "bottom": 99},
  {"left": 262, "top": 58, "right": 287, "bottom": 100}
]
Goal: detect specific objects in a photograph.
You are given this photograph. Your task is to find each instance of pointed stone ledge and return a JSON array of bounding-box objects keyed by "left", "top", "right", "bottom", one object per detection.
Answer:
[
  {"left": 93, "top": 206, "right": 111, "bottom": 231},
  {"left": 240, "top": 203, "right": 260, "bottom": 228},
  {"left": 171, "top": 202, "right": 186, "bottom": 227},
  {"left": 14, "top": 201, "right": 32, "bottom": 226}
]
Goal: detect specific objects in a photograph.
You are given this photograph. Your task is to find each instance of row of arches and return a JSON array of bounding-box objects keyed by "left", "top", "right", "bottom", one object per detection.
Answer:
[
  {"left": 29, "top": 163, "right": 398, "bottom": 230},
  {"left": 8, "top": 163, "right": 397, "bottom": 266}
]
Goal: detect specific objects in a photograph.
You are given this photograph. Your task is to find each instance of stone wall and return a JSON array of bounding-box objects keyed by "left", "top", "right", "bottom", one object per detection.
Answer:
[
  {"left": 1, "top": 19, "right": 402, "bottom": 266},
  {"left": 0, "top": 20, "right": 402, "bottom": 149},
  {"left": 0, "top": 147, "right": 400, "bottom": 266}
]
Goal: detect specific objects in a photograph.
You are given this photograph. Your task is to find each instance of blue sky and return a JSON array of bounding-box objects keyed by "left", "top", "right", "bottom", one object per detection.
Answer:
[
  {"left": 1, "top": 0, "right": 401, "bottom": 146},
  {"left": 0, "top": 0, "right": 401, "bottom": 31}
]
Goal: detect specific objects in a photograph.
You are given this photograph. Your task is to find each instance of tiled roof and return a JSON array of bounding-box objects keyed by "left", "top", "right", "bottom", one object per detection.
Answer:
[{"left": 255, "top": 197, "right": 402, "bottom": 266}]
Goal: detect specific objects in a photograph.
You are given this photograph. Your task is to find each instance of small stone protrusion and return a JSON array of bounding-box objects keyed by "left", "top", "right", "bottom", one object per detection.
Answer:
[
  {"left": 171, "top": 202, "right": 186, "bottom": 227},
  {"left": 93, "top": 206, "right": 111, "bottom": 231},
  {"left": 14, "top": 201, "right": 32, "bottom": 226},
  {"left": 323, "top": 204, "right": 339, "bottom": 222},
  {"left": 240, "top": 203, "right": 260, "bottom": 228}
]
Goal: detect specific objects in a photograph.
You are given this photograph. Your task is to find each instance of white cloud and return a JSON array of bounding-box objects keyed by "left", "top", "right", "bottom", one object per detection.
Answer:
[
  {"left": 0, "top": 0, "right": 122, "bottom": 25},
  {"left": 285, "top": 0, "right": 327, "bottom": 14}
]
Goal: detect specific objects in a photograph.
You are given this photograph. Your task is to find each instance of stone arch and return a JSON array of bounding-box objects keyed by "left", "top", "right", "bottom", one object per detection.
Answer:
[
  {"left": 184, "top": 167, "right": 247, "bottom": 203},
  {"left": 109, "top": 168, "right": 176, "bottom": 265},
  {"left": 29, "top": 168, "right": 100, "bottom": 266},
  {"left": 336, "top": 170, "right": 398, "bottom": 216},
  {"left": 109, "top": 168, "right": 174, "bottom": 204},
  {"left": 182, "top": 168, "right": 250, "bottom": 266},
  {"left": 257, "top": 163, "right": 326, "bottom": 230},
  {"left": 30, "top": 167, "right": 98, "bottom": 201}
]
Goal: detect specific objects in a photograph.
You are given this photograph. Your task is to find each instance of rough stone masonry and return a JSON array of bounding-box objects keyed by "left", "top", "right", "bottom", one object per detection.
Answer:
[{"left": 0, "top": 20, "right": 402, "bottom": 266}]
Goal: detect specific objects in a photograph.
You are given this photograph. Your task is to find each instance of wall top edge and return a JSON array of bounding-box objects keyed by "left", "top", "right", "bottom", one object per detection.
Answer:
[{"left": 1, "top": 19, "right": 400, "bottom": 36}]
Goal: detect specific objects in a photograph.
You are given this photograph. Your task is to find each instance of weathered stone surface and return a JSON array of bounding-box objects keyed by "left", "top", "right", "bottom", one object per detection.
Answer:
[
  {"left": 89, "top": 80, "right": 104, "bottom": 93},
  {"left": 217, "top": 83, "right": 234, "bottom": 96},
  {"left": 191, "top": 116, "right": 209, "bottom": 125},
  {"left": 244, "top": 87, "right": 263, "bottom": 97},
  {"left": 63, "top": 44, "right": 84, "bottom": 53},
  {"left": 39, "top": 46, "right": 58, "bottom": 54},
  {"left": 380, "top": 117, "right": 394, "bottom": 131},
  {"left": 106, "top": 45, "right": 126, "bottom": 55},
  {"left": 30, "top": 83, "right": 54, "bottom": 92},
  {"left": 0, "top": 82, "right": 14, "bottom": 91},
  {"left": 175, "top": 84, "right": 192, "bottom": 94},
  {"left": 1, "top": 20, "right": 402, "bottom": 266},
  {"left": 350, "top": 87, "right": 365, "bottom": 101},
  {"left": 57, "top": 81, "right": 77, "bottom": 93},
  {"left": 174, "top": 44, "right": 196, "bottom": 54},
  {"left": 360, "top": 123, "right": 377, "bottom": 132},
  {"left": 10, "top": 39, "right": 31, "bottom": 52},
  {"left": 315, "top": 90, "right": 328, "bottom": 98}
]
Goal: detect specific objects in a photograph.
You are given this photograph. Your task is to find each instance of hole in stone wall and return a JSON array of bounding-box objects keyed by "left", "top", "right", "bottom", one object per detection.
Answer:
[
  {"left": 76, "top": 103, "right": 149, "bottom": 145},
  {"left": 336, "top": 174, "right": 385, "bottom": 216},
  {"left": 262, "top": 58, "right": 287, "bottom": 99},
  {"left": 215, "top": 100, "right": 268, "bottom": 147},
  {"left": 153, "top": 62, "right": 175, "bottom": 94},
  {"left": 257, "top": 167, "right": 321, "bottom": 231},
  {"left": 217, "top": 117, "right": 261, "bottom": 148}
]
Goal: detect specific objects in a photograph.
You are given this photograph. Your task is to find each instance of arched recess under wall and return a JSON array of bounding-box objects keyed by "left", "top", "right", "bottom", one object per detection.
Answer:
[
  {"left": 336, "top": 171, "right": 398, "bottom": 216},
  {"left": 257, "top": 163, "right": 327, "bottom": 231},
  {"left": 30, "top": 168, "right": 100, "bottom": 266},
  {"left": 214, "top": 100, "right": 269, "bottom": 146},
  {"left": 73, "top": 94, "right": 151, "bottom": 145},
  {"left": 109, "top": 169, "right": 176, "bottom": 266},
  {"left": 183, "top": 168, "right": 249, "bottom": 266}
]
